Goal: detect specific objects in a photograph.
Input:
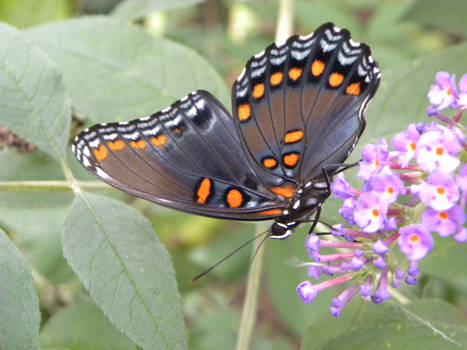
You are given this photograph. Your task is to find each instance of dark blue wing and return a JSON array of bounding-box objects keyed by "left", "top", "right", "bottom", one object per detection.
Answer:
[
  {"left": 232, "top": 22, "right": 380, "bottom": 184},
  {"left": 72, "top": 91, "right": 287, "bottom": 220}
]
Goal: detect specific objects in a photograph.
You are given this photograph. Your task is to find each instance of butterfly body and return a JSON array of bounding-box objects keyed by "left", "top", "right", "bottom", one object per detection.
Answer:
[{"left": 72, "top": 23, "right": 380, "bottom": 239}]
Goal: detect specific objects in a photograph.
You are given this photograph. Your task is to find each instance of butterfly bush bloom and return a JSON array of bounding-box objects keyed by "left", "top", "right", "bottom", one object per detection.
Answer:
[{"left": 296, "top": 71, "right": 467, "bottom": 316}]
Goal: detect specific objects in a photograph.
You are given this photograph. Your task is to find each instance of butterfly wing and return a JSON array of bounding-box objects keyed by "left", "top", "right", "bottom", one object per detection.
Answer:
[
  {"left": 72, "top": 91, "right": 286, "bottom": 220},
  {"left": 232, "top": 22, "right": 380, "bottom": 183}
]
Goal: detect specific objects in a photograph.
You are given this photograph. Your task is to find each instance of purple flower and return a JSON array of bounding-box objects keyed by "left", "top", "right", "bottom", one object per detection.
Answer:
[
  {"left": 415, "top": 125, "right": 461, "bottom": 174},
  {"left": 350, "top": 256, "right": 364, "bottom": 270},
  {"left": 456, "top": 73, "right": 467, "bottom": 109},
  {"left": 391, "top": 124, "right": 421, "bottom": 167},
  {"left": 407, "top": 261, "right": 419, "bottom": 276},
  {"left": 406, "top": 276, "right": 417, "bottom": 285},
  {"left": 427, "top": 71, "right": 457, "bottom": 114},
  {"left": 360, "top": 277, "right": 373, "bottom": 297},
  {"left": 411, "top": 172, "right": 460, "bottom": 211},
  {"left": 305, "top": 234, "right": 320, "bottom": 253},
  {"left": 331, "top": 173, "right": 355, "bottom": 199},
  {"left": 456, "top": 164, "right": 467, "bottom": 192},
  {"left": 330, "top": 284, "right": 359, "bottom": 317},
  {"left": 398, "top": 225, "right": 433, "bottom": 261},
  {"left": 372, "top": 269, "right": 391, "bottom": 304},
  {"left": 353, "top": 192, "right": 388, "bottom": 233},
  {"left": 454, "top": 227, "right": 467, "bottom": 243},
  {"left": 297, "top": 280, "right": 317, "bottom": 303},
  {"left": 365, "top": 166, "right": 406, "bottom": 204},
  {"left": 307, "top": 265, "right": 321, "bottom": 279},
  {"left": 372, "top": 240, "right": 389, "bottom": 255},
  {"left": 338, "top": 198, "right": 356, "bottom": 225},
  {"left": 357, "top": 138, "right": 389, "bottom": 180},
  {"left": 373, "top": 256, "right": 387, "bottom": 269},
  {"left": 421, "top": 206, "right": 465, "bottom": 237},
  {"left": 297, "top": 274, "right": 353, "bottom": 305},
  {"left": 394, "top": 268, "right": 405, "bottom": 280}
]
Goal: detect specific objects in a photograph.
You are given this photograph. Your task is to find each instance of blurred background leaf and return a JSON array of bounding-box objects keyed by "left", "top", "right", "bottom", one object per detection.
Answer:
[
  {"left": 0, "top": 23, "right": 71, "bottom": 160},
  {"left": 403, "top": 0, "right": 467, "bottom": 38},
  {"left": 112, "top": 0, "right": 205, "bottom": 21},
  {"left": 25, "top": 17, "right": 229, "bottom": 123}
]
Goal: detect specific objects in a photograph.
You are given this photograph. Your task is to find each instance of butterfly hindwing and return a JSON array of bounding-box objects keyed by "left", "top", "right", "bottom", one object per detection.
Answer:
[
  {"left": 72, "top": 91, "right": 286, "bottom": 220},
  {"left": 232, "top": 22, "right": 380, "bottom": 183}
]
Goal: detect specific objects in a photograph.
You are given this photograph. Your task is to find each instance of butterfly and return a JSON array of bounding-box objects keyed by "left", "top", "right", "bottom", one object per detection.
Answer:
[{"left": 72, "top": 22, "right": 380, "bottom": 239}]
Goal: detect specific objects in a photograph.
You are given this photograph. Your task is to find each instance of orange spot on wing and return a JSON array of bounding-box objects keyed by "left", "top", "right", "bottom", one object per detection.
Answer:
[
  {"left": 283, "top": 153, "right": 299, "bottom": 167},
  {"left": 151, "top": 134, "right": 166, "bottom": 147},
  {"left": 262, "top": 157, "right": 277, "bottom": 169},
  {"left": 270, "top": 186, "right": 294, "bottom": 198},
  {"left": 284, "top": 130, "right": 304, "bottom": 144},
  {"left": 346, "top": 82, "right": 361, "bottom": 95},
  {"left": 93, "top": 144, "right": 108, "bottom": 160},
  {"left": 238, "top": 104, "right": 251, "bottom": 121},
  {"left": 196, "top": 178, "right": 211, "bottom": 204},
  {"left": 270, "top": 72, "right": 283, "bottom": 85},
  {"left": 226, "top": 189, "right": 243, "bottom": 208},
  {"left": 252, "top": 83, "right": 265, "bottom": 98},
  {"left": 288, "top": 67, "right": 302, "bottom": 81},
  {"left": 311, "top": 60, "right": 325, "bottom": 76},
  {"left": 259, "top": 209, "right": 283, "bottom": 216},
  {"left": 130, "top": 140, "right": 146, "bottom": 149},
  {"left": 329, "top": 72, "right": 344, "bottom": 87},
  {"left": 107, "top": 140, "right": 125, "bottom": 150}
]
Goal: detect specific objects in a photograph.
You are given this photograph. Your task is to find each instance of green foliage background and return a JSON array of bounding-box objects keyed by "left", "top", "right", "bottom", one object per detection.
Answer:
[{"left": 0, "top": 0, "right": 466, "bottom": 349}]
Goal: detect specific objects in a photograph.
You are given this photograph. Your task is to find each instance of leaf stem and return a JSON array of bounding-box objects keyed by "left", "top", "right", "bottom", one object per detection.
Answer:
[
  {"left": 236, "top": 1, "right": 295, "bottom": 349},
  {"left": 0, "top": 180, "right": 110, "bottom": 192}
]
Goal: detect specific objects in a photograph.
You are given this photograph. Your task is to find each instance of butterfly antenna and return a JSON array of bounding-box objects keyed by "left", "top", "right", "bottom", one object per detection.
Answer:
[{"left": 190, "top": 228, "right": 271, "bottom": 283}]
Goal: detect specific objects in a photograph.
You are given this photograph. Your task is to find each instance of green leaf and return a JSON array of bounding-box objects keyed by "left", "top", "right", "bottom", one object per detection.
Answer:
[
  {"left": 40, "top": 302, "right": 137, "bottom": 350},
  {"left": 62, "top": 193, "right": 186, "bottom": 350},
  {"left": 0, "top": 228, "right": 40, "bottom": 350},
  {"left": 25, "top": 17, "right": 229, "bottom": 123},
  {"left": 420, "top": 234, "right": 467, "bottom": 281},
  {"left": 361, "top": 42, "right": 467, "bottom": 148},
  {"left": 0, "top": 206, "right": 74, "bottom": 284},
  {"left": 0, "top": 22, "right": 71, "bottom": 161},
  {"left": 112, "top": 0, "right": 205, "bottom": 21},
  {"left": 403, "top": 0, "right": 467, "bottom": 38},
  {"left": 302, "top": 299, "right": 467, "bottom": 350},
  {"left": 0, "top": 0, "right": 71, "bottom": 29}
]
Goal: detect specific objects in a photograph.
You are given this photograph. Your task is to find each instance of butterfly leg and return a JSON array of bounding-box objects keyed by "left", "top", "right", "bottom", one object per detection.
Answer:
[{"left": 307, "top": 204, "right": 322, "bottom": 235}]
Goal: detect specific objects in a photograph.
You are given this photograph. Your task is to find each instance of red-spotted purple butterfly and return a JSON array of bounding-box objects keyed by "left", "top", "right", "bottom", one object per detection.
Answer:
[{"left": 72, "top": 23, "right": 380, "bottom": 239}]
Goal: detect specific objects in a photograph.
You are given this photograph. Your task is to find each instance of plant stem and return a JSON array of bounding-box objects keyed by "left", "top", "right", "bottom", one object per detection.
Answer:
[
  {"left": 0, "top": 180, "right": 110, "bottom": 192},
  {"left": 235, "top": 224, "right": 268, "bottom": 350},
  {"left": 236, "top": 0, "right": 295, "bottom": 349}
]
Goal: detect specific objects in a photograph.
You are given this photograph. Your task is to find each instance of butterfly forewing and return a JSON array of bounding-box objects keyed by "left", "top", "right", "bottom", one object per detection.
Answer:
[
  {"left": 232, "top": 22, "right": 380, "bottom": 184},
  {"left": 72, "top": 91, "right": 286, "bottom": 220}
]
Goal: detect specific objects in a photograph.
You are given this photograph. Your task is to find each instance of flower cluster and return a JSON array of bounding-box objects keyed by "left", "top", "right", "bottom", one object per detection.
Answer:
[{"left": 296, "top": 72, "right": 467, "bottom": 317}]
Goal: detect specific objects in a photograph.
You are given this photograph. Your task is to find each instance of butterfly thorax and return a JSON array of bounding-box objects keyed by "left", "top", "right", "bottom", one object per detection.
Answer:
[{"left": 270, "top": 179, "right": 330, "bottom": 239}]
